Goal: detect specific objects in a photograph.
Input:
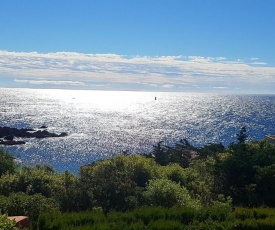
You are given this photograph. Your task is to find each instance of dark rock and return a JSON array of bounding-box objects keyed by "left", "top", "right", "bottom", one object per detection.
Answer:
[
  {"left": 0, "top": 127, "right": 34, "bottom": 138},
  {"left": 0, "top": 126, "right": 68, "bottom": 145},
  {"left": 4, "top": 135, "right": 14, "bottom": 141},
  {"left": 59, "top": 132, "right": 68, "bottom": 137},
  {"left": 0, "top": 140, "right": 26, "bottom": 145},
  {"left": 32, "top": 130, "right": 59, "bottom": 138},
  {"left": 40, "top": 125, "right": 48, "bottom": 129}
]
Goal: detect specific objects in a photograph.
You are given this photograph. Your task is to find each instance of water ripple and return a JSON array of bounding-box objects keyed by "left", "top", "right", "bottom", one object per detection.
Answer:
[{"left": 1, "top": 88, "right": 275, "bottom": 173}]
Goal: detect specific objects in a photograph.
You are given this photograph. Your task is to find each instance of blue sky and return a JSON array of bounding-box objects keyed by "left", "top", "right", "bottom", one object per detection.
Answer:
[{"left": 0, "top": 0, "right": 275, "bottom": 93}]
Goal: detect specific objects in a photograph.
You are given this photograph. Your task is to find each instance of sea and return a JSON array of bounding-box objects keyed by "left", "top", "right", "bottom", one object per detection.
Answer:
[{"left": 1, "top": 88, "right": 275, "bottom": 174}]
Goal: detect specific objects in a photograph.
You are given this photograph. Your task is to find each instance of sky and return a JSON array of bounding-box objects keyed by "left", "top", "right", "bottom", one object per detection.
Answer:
[{"left": 0, "top": 0, "right": 275, "bottom": 93}]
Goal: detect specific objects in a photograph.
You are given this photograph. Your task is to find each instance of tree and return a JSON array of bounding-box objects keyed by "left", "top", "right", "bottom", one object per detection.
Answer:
[
  {"left": 0, "top": 193, "right": 59, "bottom": 223},
  {"left": 168, "top": 139, "right": 195, "bottom": 168},
  {"left": 220, "top": 140, "right": 275, "bottom": 206},
  {"left": 0, "top": 148, "right": 16, "bottom": 176},
  {"left": 255, "top": 164, "right": 275, "bottom": 206},
  {"left": 197, "top": 143, "right": 225, "bottom": 158},
  {"left": 143, "top": 178, "right": 201, "bottom": 209},
  {"left": 80, "top": 155, "right": 158, "bottom": 212},
  {"left": 237, "top": 126, "right": 248, "bottom": 144},
  {"left": 151, "top": 141, "right": 169, "bottom": 166},
  {"left": 59, "top": 170, "right": 85, "bottom": 211},
  {"left": 150, "top": 139, "right": 196, "bottom": 167}
]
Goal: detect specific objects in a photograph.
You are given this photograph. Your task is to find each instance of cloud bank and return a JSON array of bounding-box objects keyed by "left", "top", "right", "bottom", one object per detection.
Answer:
[{"left": 0, "top": 50, "right": 275, "bottom": 93}]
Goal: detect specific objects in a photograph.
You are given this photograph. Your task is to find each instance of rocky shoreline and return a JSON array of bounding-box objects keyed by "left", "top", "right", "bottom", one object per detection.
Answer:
[{"left": 0, "top": 126, "right": 68, "bottom": 145}]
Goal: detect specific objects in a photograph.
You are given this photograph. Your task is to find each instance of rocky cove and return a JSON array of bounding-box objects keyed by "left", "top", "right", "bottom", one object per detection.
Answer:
[{"left": 0, "top": 126, "right": 68, "bottom": 145}]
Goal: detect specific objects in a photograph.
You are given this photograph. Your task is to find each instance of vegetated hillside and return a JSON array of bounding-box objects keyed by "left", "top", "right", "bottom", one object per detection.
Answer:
[{"left": 1, "top": 128, "right": 275, "bottom": 229}]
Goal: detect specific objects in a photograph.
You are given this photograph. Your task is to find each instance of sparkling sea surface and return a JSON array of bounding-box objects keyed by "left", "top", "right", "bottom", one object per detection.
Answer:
[{"left": 1, "top": 88, "right": 275, "bottom": 173}]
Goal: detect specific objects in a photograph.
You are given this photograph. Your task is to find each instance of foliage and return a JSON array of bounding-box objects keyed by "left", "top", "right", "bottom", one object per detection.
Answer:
[
  {"left": 150, "top": 139, "right": 195, "bottom": 167},
  {"left": 0, "top": 164, "right": 84, "bottom": 211},
  {"left": 38, "top": 210, "right": 104, "bottom": 230},
  {"left": 0, "top": 164, "right": 61, "bottom": 196},
  {"left": 158, "top": 163, "right": 188, "bottom": 185},
  {"left": 220, "top": 139, "right": 275, "bottom": 206},
  {"left": 182, "top": 157, "right": 217, "bottom": 205},
  {"left": 0, "top": 148, "right": 16, "bottom": 176},
  {"left": 0, "top": 214, "right": 18, "bottom": 230},
  {"left": 143, "top": 178, "right": 201, "bottom": 209},
  {"left": 0, "top": 193, "right": 59, "bottom": 221},
  {"left": 0, "top": 173, "right": 20, "bottom": 196},
  {"left": 158, "top": 157, "right": 224, "bottom": 206},
  {"left": 37, "top": 207, "right": 275, "bottom": 230},
  {"left": 150, "top": 141, "right": 169, "bottom": 166},
  {"left": 58, "top": 170, "right": 86, "bottom": 211},
  {"left": 2, "top": 127, "right": 275, "bottom": 227},
  {"left": 254, "top": 164, "right": 275, "bottom": 206},
  {"left": 237, "top": 126, "right": 248, "bottom": 144},
  {"left": 197, "top": 143, "right": 225, "bottom": 158},
  {"left": 80, "top": 154, "right": 158, "bottom": 212}
]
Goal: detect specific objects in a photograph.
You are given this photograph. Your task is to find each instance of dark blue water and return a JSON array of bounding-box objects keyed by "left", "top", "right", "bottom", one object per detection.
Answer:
[{"left": 0, "top": 88, "right": 274, "bottom": 173}]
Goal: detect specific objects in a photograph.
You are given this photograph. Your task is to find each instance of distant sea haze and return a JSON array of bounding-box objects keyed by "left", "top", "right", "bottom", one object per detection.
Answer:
[{"left": 1, "top": 88, "right": 274, "bottom": 173}]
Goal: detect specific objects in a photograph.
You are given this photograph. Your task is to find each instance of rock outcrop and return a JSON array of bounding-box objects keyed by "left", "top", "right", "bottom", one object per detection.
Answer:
[{"left": 0, "top": 126, "right": 68, "bottom": 145}]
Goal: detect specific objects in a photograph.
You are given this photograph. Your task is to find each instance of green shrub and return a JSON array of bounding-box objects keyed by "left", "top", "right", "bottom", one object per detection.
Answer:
[
  {"left": 232, "top": 207, "right": 275, "bottom": 230},
  {"left": 199, "top": 195, "right": 232, "bottom": 222},
  {"left": 38, "top": 210, "right": 105, "bottom": 230},
  {"left": 80, "top": 155, "right": 158, "bottom": 212},
  {"left": 131, "top": 206, "right": 166, "bottom": 225},
  {"left": 0, "top": 214, "right": 18, "bottom": 230},
  {"left": 128, "top": 221, "right": 145, "bottom": 230},
  {"left": 36, "top": 207, "right": 275, "bottom": 230},
  {"left": 143, "top": 178, "right": 201, "bottom": 209},
  {"left": 0, "top": 148, "right": 16, "bottom": 176},
  {"left": 166, "top": 207, "right": 196, "bottom": 225},
  {"left": 147, "top": 220, "right": 182, "bottom": 230},
  {"left": 0, "top": 193, "right": 59, "bottom": 222},
  {"left": 0, "top": 173, "right": 20, "bottom": 196}
]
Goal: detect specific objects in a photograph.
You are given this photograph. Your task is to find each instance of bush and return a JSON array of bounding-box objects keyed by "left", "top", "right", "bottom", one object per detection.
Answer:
[
  {"left": 38, "top": 210, "right": 105, "bottom": 230},
  {"left": 0, "top": 148, "right": 16, "bottom": 176},
  {"left": 131, "top": 206, "right": 167, "bottom": 225},
  {"left": 80, "top": 155, "right": 158, "bottom": 212},
  {"left": 0, "top": 214, "right": 18, "bottom": 230},
  {"left": 0, "top": 193, "right": 59, "bottom": 222},
  {"left": 37, "top": 207, "right": 275, "bottom": 230},
  {"left": 147, "top": 220, "right": 182, "bottom": 230},
  {"left": 158, "top": 164, "right": 188, "bottom": 185},
  {"left": 0, "top": 173, "right": 20, "bottom": 196},
  {"left": 143, "top": 179, "right": 201, "bottom": 209}
]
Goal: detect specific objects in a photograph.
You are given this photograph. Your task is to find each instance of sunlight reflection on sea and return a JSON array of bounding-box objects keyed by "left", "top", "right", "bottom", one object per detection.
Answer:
[{"left": 0, "top": 88, "right": 274, "bottom": 173}]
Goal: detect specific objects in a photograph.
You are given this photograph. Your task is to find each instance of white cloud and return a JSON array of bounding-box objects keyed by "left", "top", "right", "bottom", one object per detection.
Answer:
[
  {"left": 1, "top": 50, "right": 275, "bottom": 92},
  {"left": 212, "top": 86, "right": 228, "bottom": 89},
  {"left": 162, "top": 84, "right": 174, "bottom": 88},
  {"left": 250, "top": 62, "right": 267, "bottom": 65},
  {"left": 14, "top": 79, "right": 85, "bottom": 86}
]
